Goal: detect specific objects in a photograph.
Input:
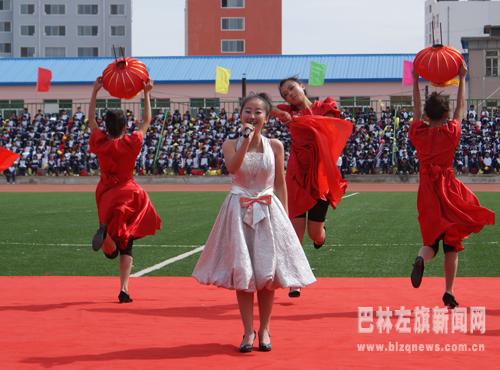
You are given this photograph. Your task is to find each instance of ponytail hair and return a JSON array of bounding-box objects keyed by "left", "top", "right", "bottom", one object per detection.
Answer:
[{"left": 240, "top": 92, "right": 273, "bottom": 117}]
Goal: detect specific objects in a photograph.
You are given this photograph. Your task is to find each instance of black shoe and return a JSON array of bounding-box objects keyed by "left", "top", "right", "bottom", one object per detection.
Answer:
[
  {"left": 118, "top": 291, "right": 133, "bottom": 303},
  {"left": 258, "top": 330, "right": 272, "bottom": 352},
  {"left": 411, "top": 256, "right": 424, "bottom": 288},
  {"left": 92, "top": 224, "right": 107, "bottom": 251},
  {"left": 313, "top": 226, "right": 326, "bottom": 249},
  {"left": 288, "top": 288, "right": 301, "bottom": 298},
  {"left": 442, "top": 292, "right": 459, "bottom": 309},
  {"left": 239, "top": 331, "right": 256, "bottom": 353}
]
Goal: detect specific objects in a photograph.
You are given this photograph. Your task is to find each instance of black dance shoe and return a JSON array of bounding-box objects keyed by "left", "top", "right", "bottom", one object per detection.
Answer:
[
  {"left": 411, "top": 256, "right": 424, "bottom": 288},
  {"left": 442, "top": 292, "right": 459, "bottom": 309},
  {"left": 258, "top": 330, "right": 272, "bottom": 352},
  {"left": 313, "top": 226, "right": 327, "bottom": 249},
  {"left": 118, "top": 291, "right": 133, "bottom": 303},
  {"left": 288, "top": 288, "right": 301, "bottom": 298},
  {"left": 91, "top": 224, "right": 107, "bottom": 251},
  {"left": 239, "top": 331, "right": 256, "bottom": 353}
]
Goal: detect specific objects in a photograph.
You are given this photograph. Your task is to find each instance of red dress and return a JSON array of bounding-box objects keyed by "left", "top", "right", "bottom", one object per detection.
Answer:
[
  {"left": 277, "top": 98, "right": 353, "bottom": 218},
  {"left": 90, "top": 129, "right": 161, "bottom": 249},
  {"left": 409, "top": 119, "right": 495, "bottom": 251}
]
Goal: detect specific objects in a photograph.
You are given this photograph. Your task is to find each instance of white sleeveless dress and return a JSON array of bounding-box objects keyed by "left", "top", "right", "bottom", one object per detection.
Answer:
[{"left": 192, "top": 136, "right": 316, "bottom": 292}]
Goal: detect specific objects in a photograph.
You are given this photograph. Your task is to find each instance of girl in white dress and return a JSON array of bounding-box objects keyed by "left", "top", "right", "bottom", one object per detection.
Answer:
[{"left": 192, "top": 93, "right": 316, "bottom": 353}]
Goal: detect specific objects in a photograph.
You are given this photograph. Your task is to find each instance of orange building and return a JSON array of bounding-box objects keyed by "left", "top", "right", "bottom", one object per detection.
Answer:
[{"left": 186, "top": 0, "right": 282, "bottom": 56}]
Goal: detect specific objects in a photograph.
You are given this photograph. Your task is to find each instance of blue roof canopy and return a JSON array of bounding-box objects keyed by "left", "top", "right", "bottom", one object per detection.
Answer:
[{"left": 0, "top": 54, "right": 417, "bottom": 86}]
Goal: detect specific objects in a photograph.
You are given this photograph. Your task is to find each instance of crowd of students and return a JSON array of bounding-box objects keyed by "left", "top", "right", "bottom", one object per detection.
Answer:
[{"left": 1, "top": 103, "right": 498, "bottom": 183}]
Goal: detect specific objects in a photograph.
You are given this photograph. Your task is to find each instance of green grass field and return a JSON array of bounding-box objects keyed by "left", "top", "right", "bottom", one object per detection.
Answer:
[{"left": 0, "top": 192, "right": 498, "bottom": 277}]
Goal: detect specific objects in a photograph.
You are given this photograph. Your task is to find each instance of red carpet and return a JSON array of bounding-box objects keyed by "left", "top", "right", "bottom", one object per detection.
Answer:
[{"left": 1, "top": 277, "right": 498, "bottom": 369}]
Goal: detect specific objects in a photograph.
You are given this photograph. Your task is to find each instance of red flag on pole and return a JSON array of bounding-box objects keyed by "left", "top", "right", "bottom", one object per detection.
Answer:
[
  {"left": 37, "top": 67, "right": 52, "bottom": 92},
  {"left": 0, "top": 147, "right": 20, "bottom": 172}
]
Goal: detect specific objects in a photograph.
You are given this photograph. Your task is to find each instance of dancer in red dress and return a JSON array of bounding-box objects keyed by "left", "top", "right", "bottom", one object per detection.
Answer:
[
  {"left": 273, "top": 77, "right": 352, "bottom": 297},
  {"left": 89, "top": 77, "right": 162, "bottom": 303},
  {"left": 409, "top": 64, "right": 495, "bottom": 308}
]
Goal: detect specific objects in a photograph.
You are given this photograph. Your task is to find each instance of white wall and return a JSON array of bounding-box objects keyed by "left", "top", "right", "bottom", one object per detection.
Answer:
[{"left": 425, "top": 0, "right": 500, "bottom": 51}]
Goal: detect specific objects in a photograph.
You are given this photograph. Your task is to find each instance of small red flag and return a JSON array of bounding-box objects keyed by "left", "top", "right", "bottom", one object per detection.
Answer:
[
  {"left": 37, "top": 67, "right": 52, "bottom": 92},
  {"left": 0, "top": 147, "right": 20, "bottom": 172}
]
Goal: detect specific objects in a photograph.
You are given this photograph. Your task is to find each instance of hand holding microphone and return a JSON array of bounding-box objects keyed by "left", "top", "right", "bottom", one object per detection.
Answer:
[
  {"left": 243, "top": 127, "right": 254, "bottom": 138},
  {"left": 242, "top": 119, "right": 255, "bottom": 138}
]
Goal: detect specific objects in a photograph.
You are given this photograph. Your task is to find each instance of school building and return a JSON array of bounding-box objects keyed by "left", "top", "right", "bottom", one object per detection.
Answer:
[
  {"left": 0, "top": 53, "right": 469, "bottom": 118},
  {"left": 185, "top": 0, "right": 282, "bottom": 56}
]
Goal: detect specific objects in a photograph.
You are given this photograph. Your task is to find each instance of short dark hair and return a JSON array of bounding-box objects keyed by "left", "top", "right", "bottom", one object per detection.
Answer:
[
  {"left": 105, "top": 110, "right": 127, "bottom": 138},
  {"left": 278, "top": 76, "right": 308, "bottom": 99},
  {"left": 240, "top": 93, "right": 273, "bottom": 116},
  {"left": 424, "top": 92, "right": 449, "bottom": 120}
]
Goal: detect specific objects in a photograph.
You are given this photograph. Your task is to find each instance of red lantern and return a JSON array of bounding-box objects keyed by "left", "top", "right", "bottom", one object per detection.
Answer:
[
  {"left": 413, "top": 44, "right": 464, "bottom": 84},
  {"left": 102, "top": 57, "right": 149, "bottom": 99}
]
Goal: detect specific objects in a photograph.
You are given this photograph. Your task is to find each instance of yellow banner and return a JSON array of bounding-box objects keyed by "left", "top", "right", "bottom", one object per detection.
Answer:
[{"left": 215, "top": 66, "right": 231, "bottom": 94}]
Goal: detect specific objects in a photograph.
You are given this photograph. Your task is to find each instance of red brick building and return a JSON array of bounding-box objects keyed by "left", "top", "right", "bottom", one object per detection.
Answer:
[{"left": 186, "top": 0, "right": 282, "bottom": 56}]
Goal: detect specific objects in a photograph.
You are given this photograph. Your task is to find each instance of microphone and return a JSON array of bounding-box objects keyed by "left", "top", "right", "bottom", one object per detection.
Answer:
[
  {"left": 243, "top": 127, "right": 253, "bottom": 138},
  {"left": 242, "top": 120, "right": 255, "bottom": 138}
]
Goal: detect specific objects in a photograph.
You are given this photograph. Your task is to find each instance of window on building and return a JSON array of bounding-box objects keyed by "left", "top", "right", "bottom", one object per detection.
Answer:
[
  {"left": 141, "top": 98, "right": 171, "bottom": 115},
  {"left": 43, "top": 99, "right": 73, "bottom": 114},
  {"left": 0, "top": 100, "right": 24, "bottom": 118},
  {"left": 78, "top": 47, "right": 99, "bottom": 57},
  {"left": 390, "top": 96, "right": 413, "bottom": 107},
  {"left": 356, "top": 96, "right": 371, "bottom": 106},
  {"left": 45, "top": 47, "right": 65, "bottom": 57},
  {"left": 340, "top": 97, "right": 355, "bottom": 107},
  {"left": 0, "top": 22, "right": 10, "bottom": 32},
  {"left": 190, "top": 98, "right": 205, "bottom": 109},
  {"left": 190, "top": 98, "right": 220, "bottom": 114},
  {"left": 20, "top": 47, "right": 35, "bottom": 57},
  {"left": 0, "top": 99, "right": 23, "bottom": 108},
  {"left": 45, "top": 25, "right": 65, "bottom": 36},
  {"left": 96, "top": 99, "right": 121, "bottom": 108},
  {"left": 142, "top": 98, "right": 171, "bottom": 108},
  {"left": 205, "top": 98, "right": 220, "bottom": 108},
  {"left": 0, "top": 43, "right": 11, "bottom": 53},
  {"left": 78, "top": 25, "right": 98, "bottom": 36},
  {"left": 58, "top": 99, "right": 72, "bottom": 110},
  {"left": 339, "top": 96, "right": 371, "bottom": 107},
  {"left": 0, "top": 0, "right": 10, "bottom": 11},
  {"left": 94, "top": 99, "right": 120, "bottom": 116},
  {"left": 110, "top": 4, "right": 125, "bottom": 15},
  {"left": 221, "top": 40, "right": 244, "bottom": 53},
  {"left": 221, "top": 17, "right": 244, "bottom": 31},
  {"left": 78, "top": 4, "right": 98, "bottom": 15},
  {"left": 111, "top": 25, "right": 125, "bottom": 36},
  {"left": 20, "top": 25, "right": 35, "bottom": 36},
  {"left": 45, "top": 4, "right": 65, "bottom": 15},
  {"left": 20, "top": 3, "right": 35, "bottom": 14},
  {"left": 221, "top": 0, "right": 244, "bottom": 8},
  {"left": 486, "top": 50, "right": 498, "bottom": 77}
]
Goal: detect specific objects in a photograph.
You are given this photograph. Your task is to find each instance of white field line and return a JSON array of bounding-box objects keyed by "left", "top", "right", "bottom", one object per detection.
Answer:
[
  {"left": 0, "top": 241, "right": 198, "bottom": 248},
  {"left": 342, "top": 192, "right": 360, "bottom": 199},
  {"left": 1, "top": 241, "right": 497, "bottom": 248},
  {"left": 131, "top": 246, "right": 205, "bottom": 277}
]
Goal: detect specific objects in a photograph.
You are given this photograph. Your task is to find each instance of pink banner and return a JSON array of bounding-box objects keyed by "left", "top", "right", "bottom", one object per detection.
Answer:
[{"left": 402, "top": 60, "right": 413, "bottom": 86}]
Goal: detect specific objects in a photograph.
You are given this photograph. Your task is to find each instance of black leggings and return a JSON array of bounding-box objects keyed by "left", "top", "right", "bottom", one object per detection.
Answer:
[
  {"left": 429, "top": 237, "right": 456, "bottom": 256},
  {"left": 295, "top": 199, "right": 329, "bottom": 222},
  {"left": 104, "top": 239, "right": 134, "bottom": 259}
]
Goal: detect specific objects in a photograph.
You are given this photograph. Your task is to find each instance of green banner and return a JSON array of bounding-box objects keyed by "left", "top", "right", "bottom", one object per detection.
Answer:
[{"left": 309, "top": 61, "right": 326, "bottom": 86}]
